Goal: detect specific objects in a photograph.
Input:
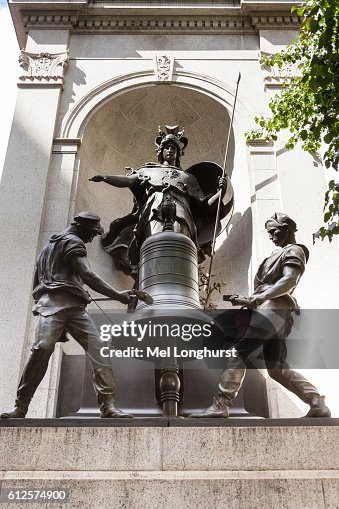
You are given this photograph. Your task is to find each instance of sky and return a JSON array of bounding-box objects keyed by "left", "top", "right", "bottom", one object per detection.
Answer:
[{"left": 0, "top": 1, "right": 19, "bottom": 179}]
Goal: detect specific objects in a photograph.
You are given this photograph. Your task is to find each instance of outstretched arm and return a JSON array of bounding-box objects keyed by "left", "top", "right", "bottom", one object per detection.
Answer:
[
  {"left": 89, "top": 174, "right": 138, "bottom": 188},
  {"left": 249, "top": 265, "right": 301, "bottom": 307},
  {"left": 70, "top": 256, "right": 133, "bottom": 304}
]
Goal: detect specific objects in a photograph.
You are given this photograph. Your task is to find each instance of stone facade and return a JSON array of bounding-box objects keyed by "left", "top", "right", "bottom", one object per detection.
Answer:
[{"left": 0, "top": 0, "right": 338, "bottom": 418}]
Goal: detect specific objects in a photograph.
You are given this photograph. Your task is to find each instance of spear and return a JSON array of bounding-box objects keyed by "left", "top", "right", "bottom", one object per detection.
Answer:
[{"left": 204, "top": 72, "right": 241, "bottom": 309}]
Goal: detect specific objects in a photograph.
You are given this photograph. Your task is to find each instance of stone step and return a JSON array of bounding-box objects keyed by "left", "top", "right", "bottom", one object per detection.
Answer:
[{"left": 0, "top": 473, "right": 338, "bottom": 509}]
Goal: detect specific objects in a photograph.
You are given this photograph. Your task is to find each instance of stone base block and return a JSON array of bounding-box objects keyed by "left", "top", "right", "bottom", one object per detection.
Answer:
[{"left": 1, "top": 421, "right": 338, "bottom": 508}]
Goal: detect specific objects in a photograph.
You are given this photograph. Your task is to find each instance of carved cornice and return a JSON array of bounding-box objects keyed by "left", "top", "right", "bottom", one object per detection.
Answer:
[
  {"left": 10, "top": 2, "right": 302, "bottom": 46},
  {"left": 251, "top": 14, "right": 301, "bottom": 29},
  {"left": 75, "top": 15, "right": 253, "bottom": 33},
  {"left": 23, "top": 13, "right": 301, "bottom": 32},
  {"left": 21, "top": 11, "right": 254, "bottom": 33},
  {"left": 18, "top": 50, "right": 69, "bottom": 87},
  {"left": 23, "top": 14, "right": 77, "bottom": 27},
  {"left": 21, "top": 12, "right": 301, "bottom": 34}
]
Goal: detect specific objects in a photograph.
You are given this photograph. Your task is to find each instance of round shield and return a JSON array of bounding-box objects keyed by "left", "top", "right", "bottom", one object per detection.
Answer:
[{"left": 186, "top": 161, "right": 234, "bottom": 245}]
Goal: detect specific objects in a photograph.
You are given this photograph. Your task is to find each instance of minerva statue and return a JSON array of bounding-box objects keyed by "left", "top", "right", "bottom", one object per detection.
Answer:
[
  {"left": 89, "top": 126, "right": 233, "bottom": 277},
  {"left": 89, "top": 125, "right": 234, "bottom": 414}
]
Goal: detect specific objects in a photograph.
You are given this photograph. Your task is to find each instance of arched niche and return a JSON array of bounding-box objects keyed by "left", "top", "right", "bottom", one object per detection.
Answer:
[
  {"left": 74, "top": 84, "right": 251, "bottom": 301},
  {"left": 56, "top": 84, "right": 258, "bottom": 417}
]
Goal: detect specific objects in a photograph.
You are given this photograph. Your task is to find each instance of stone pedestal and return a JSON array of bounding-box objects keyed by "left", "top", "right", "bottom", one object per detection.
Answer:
[{"left": 1, "top": 419, "right": 338, "bottom": 508}]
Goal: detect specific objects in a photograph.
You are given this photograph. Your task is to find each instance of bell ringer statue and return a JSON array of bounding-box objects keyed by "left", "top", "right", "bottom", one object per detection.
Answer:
[
  {"left": 190, "top": 213, "right": 331, "bottom": 419},
  {"left": 1, "top": 212, "right": 135, "bottom": 419}
]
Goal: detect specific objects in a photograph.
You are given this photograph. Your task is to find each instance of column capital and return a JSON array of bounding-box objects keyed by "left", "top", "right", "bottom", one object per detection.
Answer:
[{"left": 18, "top": 50, "right": 69, "bottom": 88}]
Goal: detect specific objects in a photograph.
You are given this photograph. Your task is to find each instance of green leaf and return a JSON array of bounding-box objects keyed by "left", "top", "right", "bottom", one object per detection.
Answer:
[
  {"left": 324, "top": 132, "right": 333, "bottom": 143},
  {"left": 324, "top": 211, "right": 332, "bottom": 222}
]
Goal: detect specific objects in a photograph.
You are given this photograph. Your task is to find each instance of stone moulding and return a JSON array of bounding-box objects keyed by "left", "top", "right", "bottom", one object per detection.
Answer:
[
  {"left": 18, "top": 50, "right": 69, "bottom": 86},
  {"left": 247, "top": 138, "right": 275, "bottom": 158},
  {"left": 22, "top": 13, "right": 256, "bottom": 34},
  {"left": 59, "top": 69, "right": 241, "bottom": 139},
  {"left": 251, "top": 14, "right": 300, "bottom": 28},
  {"left": 247, "top": 139, "right": 274, "bottom": 148},
  {"left": 22, "top": 14, "right": 77, "bottom": 26},
  {"left": 20, "top": 12, "right": 301, "bottom": 36},
  {"left": 52, "top": 138, "right": 82, "bottom": 155},
  {"left": 75, "top": 16, "right": 252, "bottom": 31}
]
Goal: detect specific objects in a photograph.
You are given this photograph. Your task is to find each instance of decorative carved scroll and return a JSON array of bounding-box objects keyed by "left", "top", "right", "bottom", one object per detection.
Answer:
[
  {"left": 154, "top": 54, "right": 174, "bottom": 82},
  {"left": 259, "top": 51, "right": 301, "bottom": 88}
]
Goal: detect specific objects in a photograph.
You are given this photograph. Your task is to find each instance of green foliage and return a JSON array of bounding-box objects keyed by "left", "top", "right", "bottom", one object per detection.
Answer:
[
  {"left": 313, "top": 180, "right": 339, "bottom": 242},
  {"left": 246, "top": 0, "right": 339, "bottom": 240}
]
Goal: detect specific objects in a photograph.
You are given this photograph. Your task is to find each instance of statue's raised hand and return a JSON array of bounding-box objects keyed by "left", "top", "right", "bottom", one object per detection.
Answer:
[
  {"left": 89, "top": 175, "right": 105, "bottom": 182},
  {"left": 218, "top": 176, "right": 227, "bottom": 191}
]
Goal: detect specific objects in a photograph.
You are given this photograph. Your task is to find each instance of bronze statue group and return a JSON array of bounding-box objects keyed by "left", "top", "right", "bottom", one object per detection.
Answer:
[{"left": 1, "top": 127, "right": 331, "bottom": 419}]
